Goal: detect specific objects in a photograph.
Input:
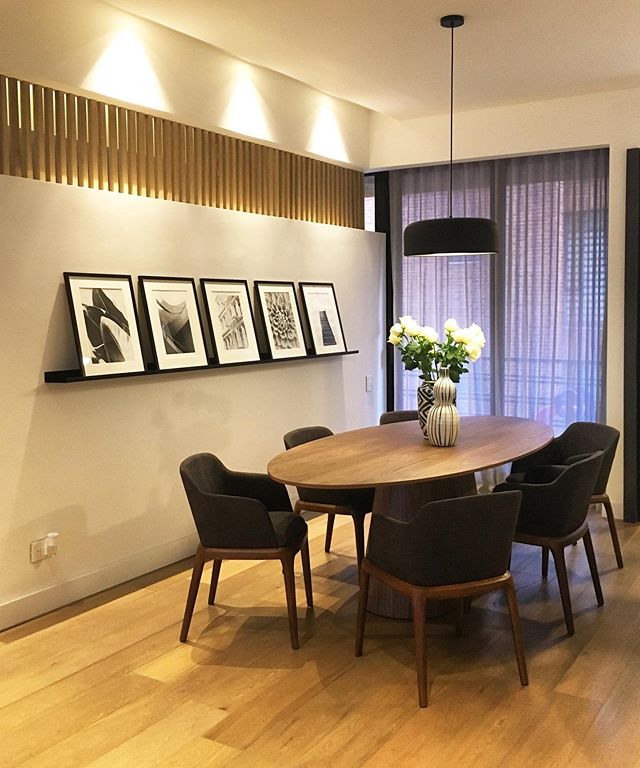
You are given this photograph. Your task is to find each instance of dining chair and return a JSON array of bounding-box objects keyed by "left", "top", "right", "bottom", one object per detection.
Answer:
[
  {"left": 283, "top": 426, "right": 375, "bottom": 569},
  {"left": 379, "top": 409, "right": 419, "bottom": 425},
  {"left": 179, "top": 452, "right": 313, "bottom": 649},
  {"left": 355, "top": 491, "right": 527, "bottom": 707},
  {"left": 508, "top": 422, "right": 622, "bottom": 568},
  {"left": 494, "top": 450, "right": 604, "bottom": 636}
]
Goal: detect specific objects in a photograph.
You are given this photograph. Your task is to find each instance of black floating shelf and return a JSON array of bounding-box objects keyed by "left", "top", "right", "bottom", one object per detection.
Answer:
[{"left": 44, "top": 349, "right": 359, "bottom": 383}]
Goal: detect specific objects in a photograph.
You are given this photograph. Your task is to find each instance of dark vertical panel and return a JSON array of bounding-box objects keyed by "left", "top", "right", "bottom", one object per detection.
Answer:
[
  {"left": 624, "top": 148, "right": 640, "bottom": 523},
  {"left": 373, "top": 171, "right": 395, "bottom": 411}
]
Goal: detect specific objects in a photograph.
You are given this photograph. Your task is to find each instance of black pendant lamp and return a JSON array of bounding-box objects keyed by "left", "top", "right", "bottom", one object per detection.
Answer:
[{"left": 404, "top": 14, "right": 498, "bottom": 256}]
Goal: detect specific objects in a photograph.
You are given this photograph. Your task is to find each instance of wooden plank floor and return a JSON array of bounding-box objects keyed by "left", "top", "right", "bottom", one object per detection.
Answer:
[{"left": 1, "top": 509, "right": 639, "bottom": 767}]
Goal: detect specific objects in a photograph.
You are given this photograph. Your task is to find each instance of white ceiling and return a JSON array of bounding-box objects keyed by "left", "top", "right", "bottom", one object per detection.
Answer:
[{"left": 106, "top": 0, "right": 640, "bottom": 119}]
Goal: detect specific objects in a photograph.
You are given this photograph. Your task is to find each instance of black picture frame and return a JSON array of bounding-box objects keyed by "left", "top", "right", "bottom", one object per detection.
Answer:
[
  {"left": 63, "top": 272, "right": 146, "bottom": 377},
  {"left": 138, "top": 275, "right": 209, "bottom": 370},
  {"left": 298, "top": 282, "right": 347, "bottom": 355},
  {"left": 200, "top": 278, "right": 261, "bottom": 365},
  {"left": 255, "top": 280, "right": 307, "bottom": 360}
]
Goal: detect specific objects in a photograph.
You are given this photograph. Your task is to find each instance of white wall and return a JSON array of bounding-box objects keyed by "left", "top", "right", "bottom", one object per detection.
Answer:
[
  {"left": 370, "top": 87, "right": 640, "bottom": 514},
  {"left": 0, "top": 174, "right": 385, "bottom": 628},
  {"left": 0, "top": 0, "right": 370, "bottom": 168}
]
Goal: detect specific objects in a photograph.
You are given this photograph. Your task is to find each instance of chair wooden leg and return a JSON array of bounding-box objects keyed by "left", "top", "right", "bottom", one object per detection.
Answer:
[
  {"left": 582, "top": 529, "right": 604, "bottom": 606},
  {"left": 300, "top": 538, "right": 313, "bottom": 607},
  {"left": 180, "top": 546, "right": 206, "bottom": 642},
  {"left": 602, "top": 495, "right": 624, "bottom": 568},
  {"left": 503, "top": 578, "right": 529, "bottom": 686},
  {"left": 208, "top": 559, "right": 222, "bottom": 606},
  {"left": 355, "top": 565, "right": 370, "bottom": 657},
  {"left": 411, "top": 593, "right": 428, "bottom": 707},
  {"left": 353, "top": 514, "right": 366, "bottom": 570},
  {"left": 541, "top": 546, "right": 549, "bottom": 578},
  {"left": 324, "top": 513, "right": 335, "bottom": 553},
  {"left": 281, "top": 553, "right": 300, "bottom": 650},
  {"left": 550, "top": 545, "right": 574, "bottom": 636}
]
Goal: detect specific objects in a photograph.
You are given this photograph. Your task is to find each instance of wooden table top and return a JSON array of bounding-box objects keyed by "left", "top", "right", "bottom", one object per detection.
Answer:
[{"left": 268, "top": 416, "right": 553, "bottom": 489}]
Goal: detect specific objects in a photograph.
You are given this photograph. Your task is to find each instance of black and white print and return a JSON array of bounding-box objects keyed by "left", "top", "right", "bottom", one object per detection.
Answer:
[
  {"left": 64, "top": 273, "right": 145, "bottom": 377},
  {"left": 299, "top": 282, "right": 346, "bottom": 354},
  {"left": 139, "top": 276, "right": 208, "bottom": 370},
  {"left": 201, "top": 279, "right": 260, "bottom": 364},
  {"left": 255, "top": 281, "right": 307, "bottom": 360}
]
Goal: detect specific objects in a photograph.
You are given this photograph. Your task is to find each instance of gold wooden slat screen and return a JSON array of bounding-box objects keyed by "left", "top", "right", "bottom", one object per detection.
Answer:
[{"left": 0, "top": 74, "right": 364, "bottom": 228}]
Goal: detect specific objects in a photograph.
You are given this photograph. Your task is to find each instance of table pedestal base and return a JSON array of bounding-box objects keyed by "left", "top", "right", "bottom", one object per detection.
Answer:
[{"left": 367, "top": 473, "right": 477, "bottom": 619}]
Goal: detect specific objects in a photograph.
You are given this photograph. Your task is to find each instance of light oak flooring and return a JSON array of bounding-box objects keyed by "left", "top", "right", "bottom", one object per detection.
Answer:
[{"left": 1, "top": 509, "right": 640, "bottom": 768}]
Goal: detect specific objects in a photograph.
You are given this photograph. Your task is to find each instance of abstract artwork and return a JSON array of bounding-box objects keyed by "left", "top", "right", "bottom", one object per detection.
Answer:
[
  {"left": 255, "top": 281, "right": 307, "bottom": 360},
  {"left": 299, "top": 282, "right": 347, "bottom": 354},
  {"left": 139, "top": 276, "right": 208, "bottom": 370},
  {"left": 64, "top": 273, "right": 145, "bottom": 377},
  {"left": 201, "top": 279, "right": 260, "bottom": 364}
]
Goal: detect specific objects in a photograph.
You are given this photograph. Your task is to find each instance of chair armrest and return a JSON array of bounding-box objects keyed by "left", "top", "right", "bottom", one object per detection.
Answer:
[
  {"left": 367, "top": 514, "right": 413, "bottom": 576},
  {"left": 226, "top": 469, "right": 293, "bottom": 512},
  {"left": 515, "top": 464, "right": 567, "bottom": 485},
  {"left": 510, "top": 438, "right": 561, "bottom": 474}
]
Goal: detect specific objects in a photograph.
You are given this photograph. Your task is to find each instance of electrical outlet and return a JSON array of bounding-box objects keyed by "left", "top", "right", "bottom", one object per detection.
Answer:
[
  {"left": 365, "top": 374, "right": 373, "bottom": 392},
  {"left": 30, "top": 532, "right": 58, "bottom": 563}
]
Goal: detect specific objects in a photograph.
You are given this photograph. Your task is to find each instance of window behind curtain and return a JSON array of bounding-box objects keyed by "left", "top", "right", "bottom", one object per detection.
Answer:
[{"left": 392, "top": 149, "right": 608, "bottom": 434}]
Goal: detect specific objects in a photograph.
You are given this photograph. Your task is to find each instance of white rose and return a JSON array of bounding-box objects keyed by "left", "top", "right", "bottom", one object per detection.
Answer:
[
  {"left": 468, "top": 323, "right": 486, "bottom": 347},
  {"left": 390, "top": 323, "right": 403, "bottom": 335},
  {"left": 444, "top": 318, "right": 459, "bottom": 333},
  {"left": 388, "top": 332, "right": 401, "bottom": 345},
  {"left": 399, "top": 315, "right": 415, "bottom": 329},
  {"left": 452, "top": 328, "right": 471, "bottom": 345},
  {"left": 420, "top": 325, "right": 439, "bottom": 343},
  {"left": 466, "top": 343, "right": 481, "bottom": 361}
]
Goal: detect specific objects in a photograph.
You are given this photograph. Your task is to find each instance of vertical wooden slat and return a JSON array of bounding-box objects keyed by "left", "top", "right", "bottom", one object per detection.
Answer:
[
  {"left": 229, "top": 136, "right": 238, "bottom": 210},
  {"left": 271, "top": 148, "right": 279, "bottom": 218},
  {"left": 76, "top": 96, "right": 88, "bottom": 187},
  {"left": 152, "top": 117, "right": 162, "bottom": 199},
  {"left": 145, "top": 114, "right": 155, "bottom": 198},
  {"left": 201, "top": 128, "right": 210, "bottom": 206},
  {"left": 7, "top": 78, "right": 21, "bottom": 177},
  {"left": 87, "top": 100, "right": 99, "bottom": 189},
  {"left": 136, "top": 111, "right": 146, "bottom": 197},
  {"left": 163, "top": 119, "right": 172, "bottom": 200},
  {"left": 32, "top": 84, "right": 45, "bottom": 181},
  {"left": 54, "top": 89, "right": 67, "bottom": 184},
  {"left": 65, "top": 93, "right": 77, "bottom": 186},
  {"left": 193, "top": 127, "right": 202, "bottom": 205},
  {"left": 19, "top": 80, "right": 32, "bottom": 178},
  {"left": 116, "top": 106, "right": 127, "bottom": 193},
  {"left": 105, "top": 104, "right": 117, "bottom": 191},
  {"left": 127, "top": 109, "right": 137, "bottom": 195},
  {"left": 186, "top": 125, "right": 194, "bottom": 204},
  {"left": 0, "top": 76, "right": 9, "bottom": 174}
]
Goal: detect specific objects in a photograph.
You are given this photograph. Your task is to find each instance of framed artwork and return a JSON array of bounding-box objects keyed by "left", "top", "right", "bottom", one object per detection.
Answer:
[
  {"left": 64, "top": 272, "right": 146, "bottom": 377},
  {"left": 138, "top": 276, "right": 208, "bottom": 370},
  {"left": 200, "top": 279, "right": 261, "bottom": 365},
  {"left": 299, "top": 282, "right": 347, "bottom": 354},
  {"left": 255, "top": 281, "right": 307, "bottom": 360}
]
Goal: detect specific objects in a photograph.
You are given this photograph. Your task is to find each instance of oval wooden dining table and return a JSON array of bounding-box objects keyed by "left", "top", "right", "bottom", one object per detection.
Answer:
[{"left": 268, "top": 415, "right": 553, "bottom": 618}]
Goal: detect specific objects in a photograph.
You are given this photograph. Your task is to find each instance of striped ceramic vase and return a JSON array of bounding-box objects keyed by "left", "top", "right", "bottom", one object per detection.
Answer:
[{"left": 425, "top": 367, "right": 460, "bottom": 446}]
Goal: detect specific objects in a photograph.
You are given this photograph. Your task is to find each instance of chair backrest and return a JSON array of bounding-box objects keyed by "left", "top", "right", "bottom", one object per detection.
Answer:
[
  {"left": 367, "top": 491, "right": 522, "bottom": 588},
  {"left": 179, "top": 452, "right": 279, "bottom": 549},
  {"left": 556, "top": 422, "right": 619, "bottom": 496},
  {"left": 513, "top": 450, "right": 605, "bottom": 537},
  {"left": 283, "top": 425, "right": 333, "bottom": 450},
  {"left": 379, "top": 410, "right": 419, "bottom": 425}
]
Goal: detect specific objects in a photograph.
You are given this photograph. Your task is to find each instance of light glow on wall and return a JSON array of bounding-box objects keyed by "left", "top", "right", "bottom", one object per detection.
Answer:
[
  {"left": 308, "top": 101, "right": 349, "bottom": 163},
  {"left": 221, "top": 67, "right": 273, "bottom": 142},
  {"left": 83, "top": 30, "right": 169, "bottom": 112}
]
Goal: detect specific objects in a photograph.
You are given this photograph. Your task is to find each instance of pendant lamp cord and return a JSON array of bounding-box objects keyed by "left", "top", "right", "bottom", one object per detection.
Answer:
[{"left": 448, "top": 23, "right": 454, "bottom": 218}]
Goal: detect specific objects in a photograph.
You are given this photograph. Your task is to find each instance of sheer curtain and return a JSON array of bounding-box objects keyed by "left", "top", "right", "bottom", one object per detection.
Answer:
[{"left": 391, "top": 148, "right": 608, "bottom": 437}]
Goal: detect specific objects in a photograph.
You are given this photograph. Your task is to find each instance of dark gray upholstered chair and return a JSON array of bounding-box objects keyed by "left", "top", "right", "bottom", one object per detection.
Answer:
[
  {"left": 494, "top": 450, "right": 604, "bottom": 637},
  {"left": 379, "top": 410, "right": 419, "bottom": 425},
  {"left": 283, "top": 426, "right": 375, "bottom": 569},
  {"left": 509, "top": 422, "right": 622, "bottom": 568},
  {"left": 356, "top": 492, "right": 527, "bottom": 707},
  {"left": 179, "top": 453, "right": 312, "bottom": 649}
]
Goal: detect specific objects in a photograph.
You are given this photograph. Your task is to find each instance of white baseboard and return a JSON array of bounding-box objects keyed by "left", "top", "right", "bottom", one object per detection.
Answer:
[{"left": 0, "top": 533, "right": 199, "bottom": 631}]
